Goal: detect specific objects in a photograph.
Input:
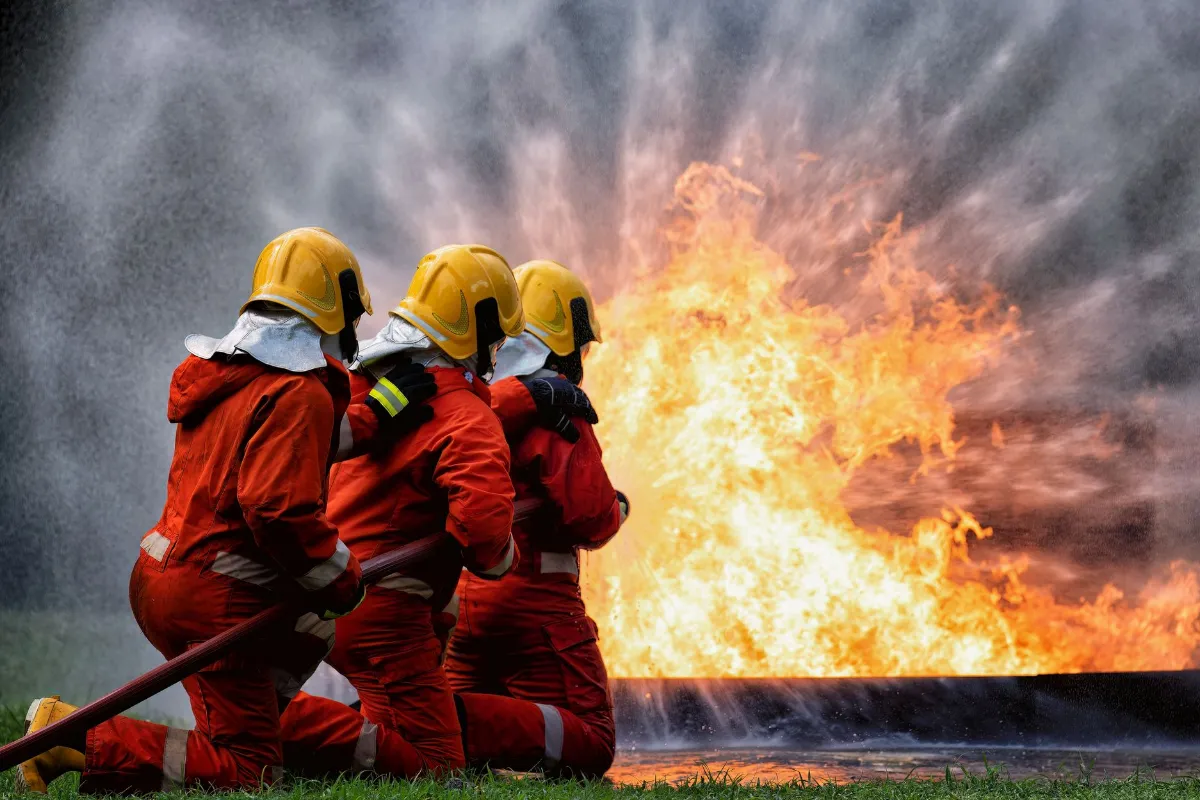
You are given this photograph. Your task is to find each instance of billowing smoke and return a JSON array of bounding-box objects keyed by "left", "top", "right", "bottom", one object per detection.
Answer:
[{"left": 3, "top": 0, "right": 1200, "bottom": 706}]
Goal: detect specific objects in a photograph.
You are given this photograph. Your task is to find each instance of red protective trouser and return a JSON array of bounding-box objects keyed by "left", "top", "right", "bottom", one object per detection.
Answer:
[
  {"left": 81, "top": 550, "right": 334, "bottom": 793},
  {"left": 446, "top": 603, "right": 615, "bottom": 778},
  {"left": 279, "top": 586, "right": 463, "bottom": 778}
]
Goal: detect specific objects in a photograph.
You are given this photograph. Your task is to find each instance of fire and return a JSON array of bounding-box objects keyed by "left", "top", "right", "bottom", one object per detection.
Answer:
[{"left": 581, "top": 162, "right": 1200, "bottom": 678}]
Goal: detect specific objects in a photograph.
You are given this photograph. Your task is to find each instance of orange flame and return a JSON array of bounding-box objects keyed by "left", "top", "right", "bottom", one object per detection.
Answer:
[{"left": 581, "top": 162, "right": 1200, "bottom": 678}]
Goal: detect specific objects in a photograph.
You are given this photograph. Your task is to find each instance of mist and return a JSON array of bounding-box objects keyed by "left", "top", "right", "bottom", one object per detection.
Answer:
[{"left": 3, "top": 0, "right": 1200, "bottom": 708}]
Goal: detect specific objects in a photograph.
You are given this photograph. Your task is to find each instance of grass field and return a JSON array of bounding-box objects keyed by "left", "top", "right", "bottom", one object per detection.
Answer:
[{"left": 5, "top": 707, "right": 1200, "bottom": 799}]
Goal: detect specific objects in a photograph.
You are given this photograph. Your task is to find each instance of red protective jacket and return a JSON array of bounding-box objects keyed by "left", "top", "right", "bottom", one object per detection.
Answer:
[
  {"left": 150, "top": 353, "right": 362, "bottom": 605},
  {"left": 328, "top": 367, "right": 516, "bottom": 586},
  {"left": 479, "top": 377, "right": 621, "bottom": 595}
]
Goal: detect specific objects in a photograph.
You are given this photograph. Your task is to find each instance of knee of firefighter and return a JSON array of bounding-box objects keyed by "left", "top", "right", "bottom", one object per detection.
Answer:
[
  {"left": 238, "top": 762, "right": 285, "bottom": 791},
  {"left": 203, "top": 737, "right": 284, "bottom": 790},
  {"left": 548, "top": 707, "right": 615, "bottom": 779},
  {"left": 235, "top": 760, "right": 284, "bottom": 790},
  {"left": 373, "top": 723, "right": 465, "bottom": 778}
]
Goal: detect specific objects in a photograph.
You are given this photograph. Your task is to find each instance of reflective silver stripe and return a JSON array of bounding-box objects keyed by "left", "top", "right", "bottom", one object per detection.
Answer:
[
  {"left": 537, "top": 704, "right": 563, "bottom": 768},
  {"left": 480, "top": 536, "right": 515, "bottom": 577},
  {"left": 524, "top": 321, "right": 552, "bottom": 342},
  {"left": 246, "top": 293, "right": 319, "bottom": 321},
  {"left": 140, "top": 531, "right": 170, "bottom": 562},
  {"left": 539, "top": 552, "right": 579, "bottom": 576},
  {"left": 335, "top": 413, "right": 354, "bottom": 460},
  {"left": 441, "top": 595, "right": 460, "bottom": 622},
  {"left": 376, "top": 575, "right": 433, "bottom": 599},
  {"left": 297, "top": 540, "right": 351, "bottom": 591},
  {"left": 294, "top": 612, "right": 336, "bottom": 652},
  {"left": 353, "top": 720, "right": 378, "bottom": 772},
  {"left": 396, "top": 309, "right": 449, "bottom": 343},
  {"left": 161, "top": 726, "right": 188, "bottom": 790},
  {"left": 211, "top": 552, "right": 279, "bottom": 586}
]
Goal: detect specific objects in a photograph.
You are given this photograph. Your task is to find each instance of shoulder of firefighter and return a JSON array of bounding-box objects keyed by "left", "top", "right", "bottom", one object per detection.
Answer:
[
  {"left": 516, "top": 416, "right": 624, "bottom": 550},
  {"left": 488, "top": 375, "right": 540, "bottom": 438},
  {"left": 235, "top": 369, "right": 362, "bottom": 608},
  {"left": 332, "top": 359, "right": 437, "bottom": 462}
]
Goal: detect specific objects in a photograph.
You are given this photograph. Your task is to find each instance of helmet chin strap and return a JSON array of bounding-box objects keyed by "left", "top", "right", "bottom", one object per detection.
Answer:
[
  {"left": 472, "top": 296, "right": 505, "bottom": 383},
  {"left": 337, "top": 269, "right": 367, "bottom": 363},
  {"left": 544, "top": 296, "right": 596, "bottom": 385}
]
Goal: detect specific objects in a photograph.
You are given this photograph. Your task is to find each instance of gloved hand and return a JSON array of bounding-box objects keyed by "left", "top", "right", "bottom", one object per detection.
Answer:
[
  {"left": 317, "top": 581, "right": 366, "bottom": 621},
  {"left": 366, "top": 358, "right": 437, "bottom": 437},
  {"left": 308, "top": 552, "right": 365, "bottom": 620},
  {"left": 616, "top": 490, "right": 631, "bottom": 524},
  {"left": 520, "top": 376, "right": 599, "bottom": 444}
]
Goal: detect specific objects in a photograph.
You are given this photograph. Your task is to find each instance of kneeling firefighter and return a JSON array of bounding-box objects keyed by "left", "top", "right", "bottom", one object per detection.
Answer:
[
  {"left": 447, "top": 260, "right": 629, "bottom": 778},
  {"left": 16, "top": 228, "right": 437, "bottom": 794},
  {"left": 277, "top": 245, "right": 528, "bottom": 778}
]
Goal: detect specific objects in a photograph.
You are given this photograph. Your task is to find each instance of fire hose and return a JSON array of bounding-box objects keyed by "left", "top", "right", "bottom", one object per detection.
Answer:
[{"left": 0, "top": 498, "right": 544, "bottom": 773}]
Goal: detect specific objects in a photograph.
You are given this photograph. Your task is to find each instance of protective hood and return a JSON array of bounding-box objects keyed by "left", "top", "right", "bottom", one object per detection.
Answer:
[
  {"left": 352, "top": 314, "right": 458, "bottom": 374},
  {"left": 167, "top": 353, "right": 349, "bottom": 425},
  {"left": 184, "top": 307, "right": 342, "bottom": 373},
  {"left": 167, "top": 356, "right": 268, "bottom": 423},
  {"left": 492, "top": 331, "right": 556, "bottom": 382}
]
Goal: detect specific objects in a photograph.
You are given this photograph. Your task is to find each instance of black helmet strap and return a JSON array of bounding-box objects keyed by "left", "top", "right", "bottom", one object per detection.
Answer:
[
  {"left": 474, "top": 297, "right": 504, "bottom": 379},
  {"left": 543, "top": 297, "right": 595, "bottom": 385},
  {"left": 337, "top": 269, "right": 366, "bottom": 363}
]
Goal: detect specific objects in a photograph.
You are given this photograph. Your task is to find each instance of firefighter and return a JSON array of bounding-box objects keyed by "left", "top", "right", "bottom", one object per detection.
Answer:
[
  {"left": 277, "top": 244, "right": 526, "bottom": 778},
  {"left": 15, "top": 228, "right": 437, "bottom": 794},
  {"left": 447, "top": 260, "right": 628, "bottom": 778}
]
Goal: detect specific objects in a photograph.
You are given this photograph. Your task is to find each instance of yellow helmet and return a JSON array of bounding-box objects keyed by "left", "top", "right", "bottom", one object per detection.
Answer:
[
  {"left": 514, "top": 260, "right": 602, "bottom": 356},
  {"left": 242, "top": 227, "right": 373, "bottom": 335},
  {"left": 393, "top": 244, "right": 524, "bottom": 361}
]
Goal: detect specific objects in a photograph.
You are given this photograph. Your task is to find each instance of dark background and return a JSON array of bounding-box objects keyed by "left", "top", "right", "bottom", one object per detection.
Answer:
[{"left": 3, "top": 0, "right": 1200, "bottom": 623}]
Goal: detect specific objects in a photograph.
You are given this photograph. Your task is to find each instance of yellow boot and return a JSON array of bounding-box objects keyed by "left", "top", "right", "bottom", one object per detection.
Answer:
[{"left": 14, "top": 696, "right": 84, "bottom": 794}]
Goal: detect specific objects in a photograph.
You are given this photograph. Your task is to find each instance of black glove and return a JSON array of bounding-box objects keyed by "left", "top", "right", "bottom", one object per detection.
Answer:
[
  {"left": 317, "top": 581, "right": 366, "bottom": 621},
  {"left": 520, "top": 376, "right": 599, "bottom": 444},
  {"left": 616, "top": 490, "right": 630, "bottom": 524},
  {"left": 365, "top": 358, "right": 437, "bottom": 437}
]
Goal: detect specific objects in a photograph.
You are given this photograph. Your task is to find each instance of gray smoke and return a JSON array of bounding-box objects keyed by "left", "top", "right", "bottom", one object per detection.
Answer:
[{"left": 3, "top": 0, "right": 1200, "bottom": 706}]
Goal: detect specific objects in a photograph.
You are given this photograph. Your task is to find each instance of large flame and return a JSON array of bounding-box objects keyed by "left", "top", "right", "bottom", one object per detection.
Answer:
[{"left": 582, "top": 162, "right": 1200, "bottom": 678}]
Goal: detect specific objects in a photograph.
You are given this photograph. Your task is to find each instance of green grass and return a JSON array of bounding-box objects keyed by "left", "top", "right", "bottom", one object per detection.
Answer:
[{"left": 5, "top": 706, "right": 1200, "bottom": 798}]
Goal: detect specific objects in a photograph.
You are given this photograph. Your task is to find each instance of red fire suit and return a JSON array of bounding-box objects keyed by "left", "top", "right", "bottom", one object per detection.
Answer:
[
  {"left": 446, "top": 377, "right": 624, "bottom": 778},
  {"left": 81, "top": 354, "right": 374, "bottom": 794},
  {"left": 279, "top": 366, "right": 516, "bottom": 779}
]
